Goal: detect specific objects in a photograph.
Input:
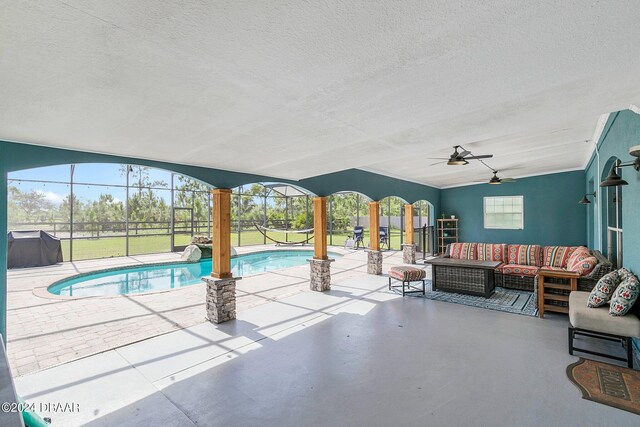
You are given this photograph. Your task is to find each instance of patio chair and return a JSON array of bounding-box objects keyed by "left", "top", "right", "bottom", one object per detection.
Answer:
[
  {"left": 379, "top": 226, "right": 390, "bottom": 250},
  {"left": 352, "top": 226, "right": 364, "bottom": 249}
]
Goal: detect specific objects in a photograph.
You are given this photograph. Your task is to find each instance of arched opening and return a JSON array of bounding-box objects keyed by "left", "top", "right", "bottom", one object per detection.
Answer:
[
  {"left": 231, "top": 182, "right": 316, "bottom": 246},
  {"left": 412, "top": 199, "right": 435, "bottom": 257},
  {"left": 601, "top": 157, "right": 623, "bottom": 267},
  {"left": 8, "top": 163, "right": 215, "bottom": 261},
  {"left": 327, "top": 191, "right": 372, "bottom": 247},
  {"left": 379, "top": 196, "right": 409, "bottom": 250}
]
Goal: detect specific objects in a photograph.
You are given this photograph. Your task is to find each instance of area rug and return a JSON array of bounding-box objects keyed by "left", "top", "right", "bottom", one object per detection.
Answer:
[
  {"left": 394, "top": 280, "right": 538, "bottom": 317},
  {"left": 566, "top": 358, "right": 640, "bottom": 415}
]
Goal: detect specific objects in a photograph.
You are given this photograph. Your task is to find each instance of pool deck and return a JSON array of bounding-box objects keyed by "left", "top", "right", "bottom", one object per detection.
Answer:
[{"left": 6, "top": 245, "right": 402, "bottom": 376}]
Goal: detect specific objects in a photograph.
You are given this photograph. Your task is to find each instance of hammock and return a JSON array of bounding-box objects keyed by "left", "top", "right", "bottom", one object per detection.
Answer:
[{"left": 253, "top": 224, "right": 314, "bottom": 246}]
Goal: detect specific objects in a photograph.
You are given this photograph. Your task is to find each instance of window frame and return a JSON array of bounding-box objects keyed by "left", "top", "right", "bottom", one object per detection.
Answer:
[{"left": 483, "top": 195, "right": 524, "bottom": 230}]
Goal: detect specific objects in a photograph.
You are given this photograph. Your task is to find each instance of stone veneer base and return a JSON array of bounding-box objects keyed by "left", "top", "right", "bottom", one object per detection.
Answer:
[
  {"left": 367, "top": 250, "right": 383, "bottom": 275},
  {"left": 402, "top": 244, "right": 417, "bottom": 264},
  {"left": 202, "top": 276, "right": 241, "bottom": 323},
  {"left": 308, "top": 258, "right": 334, "bottom": 291}
]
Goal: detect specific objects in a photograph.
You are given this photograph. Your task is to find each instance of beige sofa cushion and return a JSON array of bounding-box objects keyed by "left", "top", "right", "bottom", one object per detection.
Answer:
[{"left": 569, "top": 291, "right": 640, "bottom": 337}]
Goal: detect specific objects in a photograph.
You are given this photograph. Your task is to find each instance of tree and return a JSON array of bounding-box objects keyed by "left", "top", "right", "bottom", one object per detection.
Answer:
[{"left": 8, "top": 186, "right": 54, "bottom": 222}]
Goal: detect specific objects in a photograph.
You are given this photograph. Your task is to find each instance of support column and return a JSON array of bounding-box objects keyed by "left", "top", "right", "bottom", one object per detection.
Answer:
[
  {"left": 402, "top": 204, "right": 416, "bottom": 264},
  {"left": 309, "top": 197, "right": 333, "bottom": 291},
  {"left": 203, "top": 188, "right": 237, "bottom": 323},
  {"left": 368, "top": 201, "right": 382, "bottom": 275}
]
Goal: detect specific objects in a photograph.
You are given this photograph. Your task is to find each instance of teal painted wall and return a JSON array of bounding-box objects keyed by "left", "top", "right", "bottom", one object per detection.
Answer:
[
  {"left": 441, "top": 170, "right": 587, "bottom": 246},
  {"left": 0, "top": 139, "right": 440, "bottom": 340},
  {"left": 585, "top": 110, "right": 640, "bottom": 366},
  {"left": 585, "top": 110, "right": 640, "bottom": 273}
]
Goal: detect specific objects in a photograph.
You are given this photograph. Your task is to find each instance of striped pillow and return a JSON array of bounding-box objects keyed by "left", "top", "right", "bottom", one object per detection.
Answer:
[
  {"left": 543, "top": 246, "right": 581, "bottom": 268},
  {"left": 507, "top": 245, "right": 542, "bottom": 266},
  {"left": 477, "top": 243, "right": 507, "bottom": 263},
  {"left": 449, "top": 243, "right": 478, "bottom": 260}
]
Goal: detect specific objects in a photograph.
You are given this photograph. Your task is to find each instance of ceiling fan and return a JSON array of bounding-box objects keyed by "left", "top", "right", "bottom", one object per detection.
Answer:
[
  {"left": 485, "top": 170, "right": 517, "bottom": 185},
  {"left": 428, "top": 145, "right": 493, "bottom": 166}
]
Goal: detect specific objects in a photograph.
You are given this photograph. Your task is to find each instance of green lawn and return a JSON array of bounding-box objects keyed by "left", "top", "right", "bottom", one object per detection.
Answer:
[{"left": 59, "top": 229, "right": 406, "bottom": 261}]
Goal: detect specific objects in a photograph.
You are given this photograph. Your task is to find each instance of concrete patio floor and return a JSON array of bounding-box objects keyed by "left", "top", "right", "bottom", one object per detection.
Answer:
[
  {"left": 13, "top": 253, "right": 637, "bottom": 426},
  {"left": 6, "top": 245, "right": 369, "bottom": 376}
]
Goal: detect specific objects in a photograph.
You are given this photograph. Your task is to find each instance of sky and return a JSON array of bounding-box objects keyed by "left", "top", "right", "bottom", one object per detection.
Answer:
[{"left": 8, "top": 164, "right": 186, "bottom": 205}]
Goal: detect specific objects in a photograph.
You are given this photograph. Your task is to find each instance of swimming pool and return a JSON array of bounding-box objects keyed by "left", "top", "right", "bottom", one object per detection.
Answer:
[{"left": 48, "top": 250, "right": 341, "bottom": 297}]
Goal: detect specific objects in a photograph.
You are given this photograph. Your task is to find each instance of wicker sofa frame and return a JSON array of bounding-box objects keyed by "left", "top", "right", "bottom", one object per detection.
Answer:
[{"left": 444, "top": 245, "right": 612, "bottom": 293}]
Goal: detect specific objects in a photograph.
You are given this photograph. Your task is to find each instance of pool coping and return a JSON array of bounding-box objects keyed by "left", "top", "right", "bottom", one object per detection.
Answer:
[{"left": 35, "top": 247, "right": 346, "bottom": 300}]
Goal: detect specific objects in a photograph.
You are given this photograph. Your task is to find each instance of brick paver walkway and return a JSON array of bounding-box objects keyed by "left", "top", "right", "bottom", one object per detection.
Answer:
[{"left": 6, "top": 246, "right": 401, "bottom": 376}]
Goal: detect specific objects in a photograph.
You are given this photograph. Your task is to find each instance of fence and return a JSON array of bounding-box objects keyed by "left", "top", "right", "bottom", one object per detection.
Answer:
[{"left": 8, "top": 164, "right": 433, "bottom": 261}]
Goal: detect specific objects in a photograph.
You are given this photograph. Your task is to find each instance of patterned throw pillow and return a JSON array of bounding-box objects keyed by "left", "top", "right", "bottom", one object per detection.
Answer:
[
  {"left": 544, "top": 246, "right": 581, "bottom": 268},
  {"left": 507, "top": 245, "right": 542, "bottom": 266},
  {"left": 569, "top": 256, "right": 598, "bottom": 276},
  {"left": 618, "top": 268, "right": 634, "bottom": 282},
  {"left": 567, "top": 249, "right": 596, "bottom": 274},
  {"left": 449, "top": 243, "right": 478, "bottom": 260},
  {"left": 587, "top": 270, "right": 620, "bottom": 308},
  {"left": 477, "top": 243, "right": 507, "bottom": 263},
  {"left": 609, "top": 273, "right": 640, "bottom": 316},
  {"left": 566, "top": 247, "right": 591, "bottom": 271}
]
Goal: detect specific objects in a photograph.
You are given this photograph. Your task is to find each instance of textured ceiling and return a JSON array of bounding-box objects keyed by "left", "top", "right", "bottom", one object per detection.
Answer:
[{"left": 1, "top": 1, "right": 640, "bottom": 187}]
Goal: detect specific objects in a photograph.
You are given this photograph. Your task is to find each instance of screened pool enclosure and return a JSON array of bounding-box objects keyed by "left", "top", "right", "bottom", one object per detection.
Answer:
[{"left": 8, "top": 164, "right": 433, "bottom": 262}]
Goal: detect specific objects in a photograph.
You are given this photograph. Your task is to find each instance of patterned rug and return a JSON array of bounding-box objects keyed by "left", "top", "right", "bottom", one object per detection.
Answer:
[
  {"left": 567, "top": 358, "right": 640, "bottom": 415},
  {"left": 395, "top": 280, "right": 538, "bottom": 317}
]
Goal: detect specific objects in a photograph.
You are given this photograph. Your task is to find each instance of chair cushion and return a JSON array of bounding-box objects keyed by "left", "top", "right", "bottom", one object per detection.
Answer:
[
  {"left": 389, "top": 266, "right": 426, "bottom": 282},
  {"left": 543, "top": 246, "right": 581, "bottom": 268},
  {"left": 609, "top": 274, "right": 640, "bottom": 316},
  {"left": 507, "top": 245, "right": 542, "bottom": 267},
  {"left": 587, "top": 270, "right": 621, "bottom": 308},
  {"left": 449, "top": 243, "right": 478, "bottom": 260},
  {"left": 501, "top": 264, "right": 539, "bottom": 277},
  {"left": 477, "top": 243, "right": 507, "bottom": 263},
  {"left": 570, "top": 291, "right": 640, "bottom": 337},
  {"left": 568, "top": 255, "right": 598, "bottom": 276}
]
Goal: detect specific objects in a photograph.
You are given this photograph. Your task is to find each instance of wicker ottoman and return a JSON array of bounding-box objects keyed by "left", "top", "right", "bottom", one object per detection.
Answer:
[{"left": 388, "top": 266, "right": 426, "bottom": 296}]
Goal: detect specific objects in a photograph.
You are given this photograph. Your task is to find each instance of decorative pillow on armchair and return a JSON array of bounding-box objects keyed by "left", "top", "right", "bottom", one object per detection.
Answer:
[
  {"left": 587, "top": 270, "right": 620, "bottom": 308},
  {"left": 609, "top": 273, "right": 640, "bottom": 316}
]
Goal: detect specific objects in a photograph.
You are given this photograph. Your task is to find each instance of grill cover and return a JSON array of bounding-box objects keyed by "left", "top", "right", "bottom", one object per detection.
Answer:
[{"left": 7, "top": 230, "right": 63, "bottom": 268}]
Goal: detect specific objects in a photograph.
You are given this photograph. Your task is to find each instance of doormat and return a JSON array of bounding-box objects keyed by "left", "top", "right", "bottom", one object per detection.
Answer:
[{"left": 566, "top": 358, "right": 640, "bottom": 415}]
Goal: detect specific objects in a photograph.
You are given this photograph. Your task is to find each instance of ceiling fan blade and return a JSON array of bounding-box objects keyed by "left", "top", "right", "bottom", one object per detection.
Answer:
[
  {"left": 501, "top": 178, "right": 517, "bottom": 182},
  {"left": 425, "top": 157, "right": 450, "bottom": 160},
  {"left": 465, "top": 154, "right": 493, "bottom": 160},
  {"left": 429, "top": 160, "right": 447, "bottom": 166},
  {"left": 458, "top": 150, "right": 471, "bottom": 158}
]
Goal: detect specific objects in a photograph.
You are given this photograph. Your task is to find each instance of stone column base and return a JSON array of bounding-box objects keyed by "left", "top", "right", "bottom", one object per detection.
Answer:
[
  {"left": 202, "top": 276, "right": 240, "bottom": 323},
  {"left": 402, "top": 243, "right": 417, "bottom": 264},
  {"left": 308, "top": 258, "right": 334, "bottom": 291},
  {"left": 367, "top": 250, "right": 383, "bottom": 275}
]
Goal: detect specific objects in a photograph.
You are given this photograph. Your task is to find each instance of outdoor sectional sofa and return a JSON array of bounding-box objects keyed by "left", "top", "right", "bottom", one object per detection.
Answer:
[{"left": 443, "top": 243, "right": 612, "bottom": 292}]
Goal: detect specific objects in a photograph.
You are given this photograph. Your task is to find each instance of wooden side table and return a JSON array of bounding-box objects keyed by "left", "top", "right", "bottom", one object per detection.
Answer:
[{"left": 537, "top": 268, "right": 579, "bottom": 318}]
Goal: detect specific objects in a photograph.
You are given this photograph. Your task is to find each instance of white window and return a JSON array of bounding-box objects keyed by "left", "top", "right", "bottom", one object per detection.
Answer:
[{"left": 484, "top": 196, "right": 523, "bottom": 229}]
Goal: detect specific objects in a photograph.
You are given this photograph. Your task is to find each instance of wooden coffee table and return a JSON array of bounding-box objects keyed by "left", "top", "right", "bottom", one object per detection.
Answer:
[
  {"left": 425, "top": 258, "right": 500, "bottom": 298},
  {"left": 537, "top": 268, "right": 579, "bottom": 318}
]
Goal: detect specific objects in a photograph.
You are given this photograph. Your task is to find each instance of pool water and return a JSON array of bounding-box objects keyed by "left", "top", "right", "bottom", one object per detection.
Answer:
[{"left": 48, "top": 250, "right": 340, "bottom": 297}]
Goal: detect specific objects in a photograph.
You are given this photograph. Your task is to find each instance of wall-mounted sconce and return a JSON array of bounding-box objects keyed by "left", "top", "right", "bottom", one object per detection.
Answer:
[
  {"left": 578, "top": 192, "right": 596, "bottom": 204},
  {"left": 599, "top": 145, "right": 640, "bottom": 187}
]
